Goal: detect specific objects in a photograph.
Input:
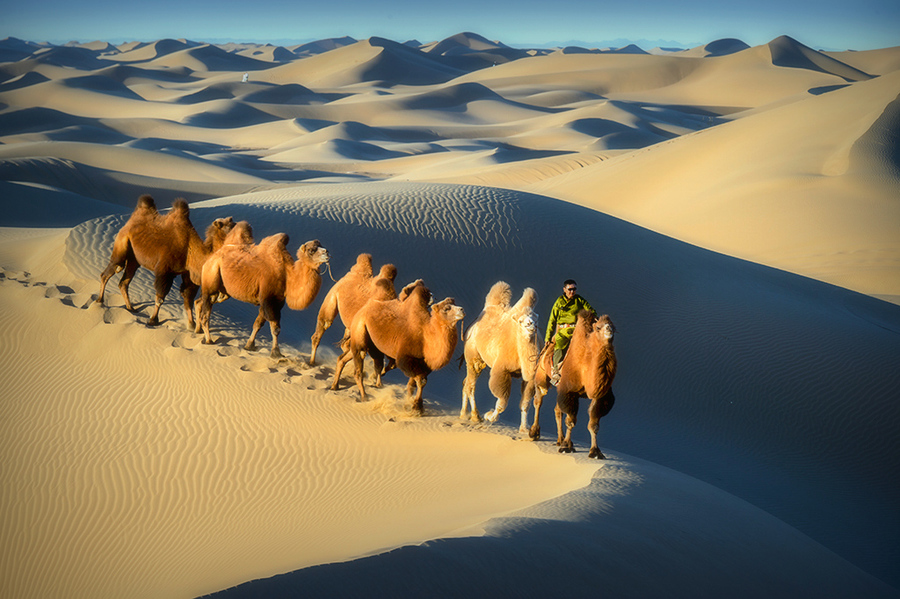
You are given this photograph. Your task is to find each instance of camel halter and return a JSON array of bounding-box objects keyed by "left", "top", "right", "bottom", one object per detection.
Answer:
[{"left": 321, "top": 261, "right": 337, "bottom": 282}]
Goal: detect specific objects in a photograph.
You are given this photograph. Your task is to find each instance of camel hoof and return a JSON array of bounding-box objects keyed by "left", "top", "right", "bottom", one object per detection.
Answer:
[
  {"left": 270, "top": 349, "right": 283, "bottom": 359},
  {"left": 147, "top": 318, "right": 161, "bottom": 327},
  {"left": 588, "top": 448, "right": 606, "bottom": 459},
  {"left": 528, "top": 427, "right": 541, "bottom": 441},
  {"left": 244, "top": 342, "right": 257, "bottom": 352}
]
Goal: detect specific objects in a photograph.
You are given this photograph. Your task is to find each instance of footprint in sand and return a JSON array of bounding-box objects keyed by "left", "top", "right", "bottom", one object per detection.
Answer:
[
  {"left": 43, "top": 284, "right": 76, "bottom": 299},
  {"left": 102, "top": 306, "right": 138, "bottom": 325},
  {"left": 240, "top": 358, "right": 277, "bottom": 374},
  {"left": 170, "top": 333, "right": 202, "bottom": 351}
]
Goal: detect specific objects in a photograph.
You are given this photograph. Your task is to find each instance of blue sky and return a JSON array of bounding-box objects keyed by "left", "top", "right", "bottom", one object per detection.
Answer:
[{"left": 5, "top": 0, "right": 899, "bottom": 51}]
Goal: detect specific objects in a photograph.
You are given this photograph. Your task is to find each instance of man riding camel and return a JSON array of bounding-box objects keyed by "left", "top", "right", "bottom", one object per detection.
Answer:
[{"left": 545, "top": 279, "right": 597, "bottom": 386}]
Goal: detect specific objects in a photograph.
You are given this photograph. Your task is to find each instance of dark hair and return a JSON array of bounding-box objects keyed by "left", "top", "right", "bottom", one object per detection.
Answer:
[{"left": 563, "top": 279, "right": 577, "bottom": 287}]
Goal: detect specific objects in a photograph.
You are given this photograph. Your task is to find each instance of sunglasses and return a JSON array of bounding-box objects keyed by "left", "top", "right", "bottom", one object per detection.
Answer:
[{"left": 564, "top": 287, "right": 576, "bottom": 292}]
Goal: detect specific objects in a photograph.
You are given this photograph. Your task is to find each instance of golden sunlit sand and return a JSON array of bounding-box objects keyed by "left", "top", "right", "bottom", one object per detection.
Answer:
[{"left": 1, "top": 33, "right": 899, "bottom": 598}]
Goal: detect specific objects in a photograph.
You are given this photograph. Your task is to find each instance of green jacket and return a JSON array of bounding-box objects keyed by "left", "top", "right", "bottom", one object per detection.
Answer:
[{"left": 545, "top": 294, "right": 596, "bottom": 344}]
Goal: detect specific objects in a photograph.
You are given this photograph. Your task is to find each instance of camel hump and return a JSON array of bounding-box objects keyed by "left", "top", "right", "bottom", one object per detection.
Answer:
[
  {"left": 403, "top": 281, "right": 431, "bottom": 306},
  {"left": 351, "top": 253, "right": 374, "bottom": 277},
  {"left": 134, "top": 194, "right": 158, "bottom": 215},
  {"left": 510, "top": 287, "right": 538, "bottom": 316},
  {"left": 260, "top": 232, "right": 289, "bottom": 249},
  {"left": 372, "top": 278, "right": 395, "bottom": 299},
  {"left": 485, "top": 281, "right": 512, "bottom": 309},
  {"left": 170, "top": 198, "right": 189, "bottom": 218},
  {"left": 576, "top": 309, "right": 608, "bottom": 338},
  {"left": 225, "top": 221, "right": 254, "bottom": 245},
  {"left": 377, "top": 264, "right": 398, "bottom": 282}
]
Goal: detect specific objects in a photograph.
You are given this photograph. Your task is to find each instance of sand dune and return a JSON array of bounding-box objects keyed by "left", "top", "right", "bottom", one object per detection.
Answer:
[
  {"left": 1, "top": 32, "right": 899, "bottom": 598},
  {"left": 527, "top": 69, "right": 900, "bottom": 301}
]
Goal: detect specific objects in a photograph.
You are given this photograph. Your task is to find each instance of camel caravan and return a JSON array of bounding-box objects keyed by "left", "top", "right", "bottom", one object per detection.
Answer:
[{"left": 96, "top": 195, "right": 618, "bottom": 457}]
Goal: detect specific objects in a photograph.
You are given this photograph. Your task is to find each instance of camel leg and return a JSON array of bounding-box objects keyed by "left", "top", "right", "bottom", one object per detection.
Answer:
[
  {"left": 518, "top": 379, "right": 535, "bottom": 435},
  {"left": 370, "top": 351, "right": 385, "bottom": 387},
  {"left": 484, "top": 368, "right": 512, "bottom": 423},
  {"left": 554, "top": 403, "right": 564, "bottom": 447},
  {"left": 555, "top": 402, "right": 577, "bottom": 453},
  {"left": 147, "top": 271, "right": 176, "bottom": 326},
  {"left": 309, "top": 316, "right": 332, "bottom": 366},
  {"left": 245, "top": 310, "right": 266, "bottom": 352},
  {"left": 461, "top": 359, "right": 485, "bottom": 422},
  {"left": 352, "top": 347, "right": 369, "bottom": 402},
  {"left": 269, "top": 319, "right": 282, "bottom": 359},
  {"left": 555, "top": 401, "right": 576, "bottom": 454},
  {"left": 180, "top": 276, "right": 199, "bottom": 330},
  {"left": 407, "top": 375, "right": 426, "bottom": 416},
  {"left": 587, "top": 414, "right": 604, "bottom": 459},
  {"left": 198, "top": 292, "right": 214, "bottom": 344},
  {"left": 309, "top": 292, "right": 337, "bottom": 366},
  {"left": 331, "top": 349, "right": 353, "bottom": 390},
  {"left": 562, "top": 412, "right": 576, "bottom": 453},
  {"left": 587, "top": 390, "right": 615, "bottom": 459},
  {"left": 117, "top": 259, "right": 140, "bottom": 312},
  {"left": 98, "top": 236, "right": 132, "bottom": 306},
  {"left": 406, "top": 375, "right": 428, "bottom": 416},
  {"left": 194, "top": 297, "right": 204, "bottom": 334},
  {"left": 97, "top": 260, "right": 123, "bottom": 305},
  {"left": 265, "top": 300, "right": 284, "bottom": 359},
  {"left": 382, "top": 357, "right": 396, "bottom": 375},
  {"left": 528, "top": 383, "right": 546, "bottom": 440}
]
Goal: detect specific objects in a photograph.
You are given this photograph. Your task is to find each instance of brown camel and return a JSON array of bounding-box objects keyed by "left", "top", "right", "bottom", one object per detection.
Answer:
[
  {"left": 331, "top": 283, "right": 465, "bottom": 415},
  {"left": 460, "top": 282, "right": 540, "bottom": 430},
  {"left": 532, "top": 310, "right": 617, "bottom": 458},
  {"left": 97, "top": 195, "right": 235, "bottom": 327},
  {"left": 197, "top": 221, "right": 330, "bottom": 358},
  {"left": 328, "top": 278, "right": 429, "bottom": 389},
  {"left": 309, "top": 253, "right": 398, "bottom": 366}
]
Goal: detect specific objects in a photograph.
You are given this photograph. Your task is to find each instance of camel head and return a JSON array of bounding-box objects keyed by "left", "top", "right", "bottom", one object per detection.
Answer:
[
  {"left": 205, "top": 217, "right": 236, "bottom": 249},
  {"left": 517, "top": 311, "right": 537, "bottom": 336},
  {"left": 432, "top": 297, "right": 465, "bottom": 325},
  {"left": 592, "top": 314, "right": 615, "bottom": 342},
  {"left": 510, "top": 287, "right": 538, "bottom": 337},
  {"left": 298, "top": 240, "right": 330, "bottom": 267}
]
